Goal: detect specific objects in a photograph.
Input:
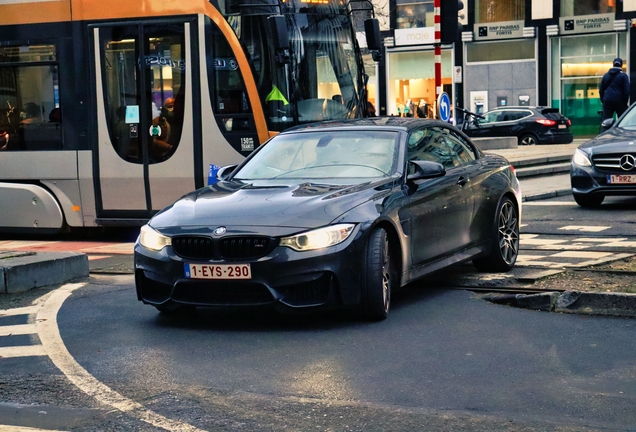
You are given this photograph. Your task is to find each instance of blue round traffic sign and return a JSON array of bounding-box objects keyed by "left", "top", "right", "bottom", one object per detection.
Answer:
[{"left": 437, "top": 92, "right": 451, "bottom": 122}]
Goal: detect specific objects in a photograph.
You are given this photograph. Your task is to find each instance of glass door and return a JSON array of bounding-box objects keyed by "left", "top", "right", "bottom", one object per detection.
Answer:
[{"left": 93, "top": 20, "right": 196, "bottom": 217}]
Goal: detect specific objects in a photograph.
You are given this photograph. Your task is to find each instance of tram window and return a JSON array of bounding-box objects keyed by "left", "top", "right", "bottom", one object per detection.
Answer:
[
  {"left": 101, "top": 30, "right": 141, "bottom": 162},
  {"left": 206, "top": 25, "right": 251, "bottom": 116},
  {"left": 100, "top": 25, "right": 185, "bottom": 164},
  {"left": 146, "top": 28, "right": 186, "bottom": 163},
  {"left": 0, "top": 44, "right": 62, "bottom": 152}
]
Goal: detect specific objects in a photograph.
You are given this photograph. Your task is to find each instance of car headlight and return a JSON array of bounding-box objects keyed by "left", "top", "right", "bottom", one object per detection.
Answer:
[
  {"left": 572, "top": 149, "right": 592, "bottom": 167},
  {"left": 280, "top": 224, "right": 355, "bottom": 251},
  {"left": 139, "top": 224, "right": 172, "bottom": 251}
]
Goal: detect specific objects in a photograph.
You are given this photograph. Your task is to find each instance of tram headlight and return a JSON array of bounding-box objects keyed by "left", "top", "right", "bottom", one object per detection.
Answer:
[{"left": 139, "top": 224, "right": 172, "bottom": 251}]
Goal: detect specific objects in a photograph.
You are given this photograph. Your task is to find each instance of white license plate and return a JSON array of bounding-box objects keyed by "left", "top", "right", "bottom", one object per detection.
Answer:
[
  {"left": 607, "top": 174, "right": 636, "bottom": 184},
  {"left": 185, "top": 263, "right": 251, "bottom": 280},
  {"left": 558, "top": 124, "right": 566, "bottom": 129}
]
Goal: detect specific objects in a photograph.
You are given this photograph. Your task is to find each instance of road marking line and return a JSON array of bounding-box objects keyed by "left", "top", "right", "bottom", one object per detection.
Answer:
[
  {"left": 559, "top": 225, "right": 611, "bottom": 232},
  {"left": 537, "top": 244, "right": 590, "bottom": 250},
  {"left": 0, "top": 345, "right": 47, "bottom": 358},
  {"left": 574, "top": 237, "right": 627, "bottom": 243},
  {"left": 552, "top": 251, "right": 613, "bottom": 259},
  {"left": 523, "top": 201, "right": 577, "bottom": 206},
  {"left": 516, "top": 261, "right": 573, "bottom": 268},
  {"left": 0, "top": 324, "right": 38, "bottom": 336},
  {"left": 0, "top": 426, "right": 67, "bottom": 432},
  {"left": 603, "top": 240, "right": 636, "bottom": 247},
  {"left": 521, "top": 238, "right": 569, "bottom": 246},
  {"left": 80, "top": 243, "right": 135, "bottom": 254},
  {"left": 516, "top": 255, "right": 548, "bottom": 261},
  {"left": 37, "top": 283, "right": 205, "bottom": 432},
  {"left": 0, "top": 240, "right": 61, "bottom": 249},
  {"left": 0, "top": 305, "right": 40, "bottom": 317},
  {"left": 87, "top": 255, "right": 111, "bottom": 261}
]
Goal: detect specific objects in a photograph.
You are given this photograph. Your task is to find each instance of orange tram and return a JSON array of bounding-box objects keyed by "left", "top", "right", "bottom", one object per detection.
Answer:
[{"left": 0, "top": 0, "right": 376, "bottom": 232}]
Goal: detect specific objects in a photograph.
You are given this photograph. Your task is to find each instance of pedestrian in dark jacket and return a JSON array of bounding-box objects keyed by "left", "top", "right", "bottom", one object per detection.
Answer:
[{"left": 599, "top": 57, "right": 630, "bottom": 121}]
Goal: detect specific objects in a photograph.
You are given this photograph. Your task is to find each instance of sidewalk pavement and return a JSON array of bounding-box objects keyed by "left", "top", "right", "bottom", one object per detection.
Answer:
[{"left": 486, "top": 142, "right": 582, "bottom": 202}]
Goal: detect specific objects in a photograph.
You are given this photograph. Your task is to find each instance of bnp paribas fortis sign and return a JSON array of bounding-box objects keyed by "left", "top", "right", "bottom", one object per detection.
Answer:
[
  {"left": 559, "top": 13, "right": 614, "bottom": 34},
  {"left": 473, "top": 21, "right": 524, "bottom": 41}
]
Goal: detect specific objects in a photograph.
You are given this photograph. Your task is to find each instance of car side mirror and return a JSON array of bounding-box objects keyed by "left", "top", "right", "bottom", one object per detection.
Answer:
[
  {"left": 217, "top": 164, "right": 238, "bottom": 181},
  {"left": 601, "top": 117, "right": 615, "bottom": 132},
  {"left": 407, "top": 160, "right": 446, "bottom": 181}
]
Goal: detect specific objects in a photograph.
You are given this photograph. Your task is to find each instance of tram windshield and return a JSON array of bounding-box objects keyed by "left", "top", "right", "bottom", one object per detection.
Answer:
[{"left": 232, "top": 4, "right": 364, "bottom": 131}]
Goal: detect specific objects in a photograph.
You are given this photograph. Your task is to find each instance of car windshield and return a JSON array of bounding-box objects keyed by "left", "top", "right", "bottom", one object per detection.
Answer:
[
  {"left": 233, "top": 131, "right": 400, "bottom": 180},
  {"left": 616, "top": 106, "right": 636, "bottom": 130}
]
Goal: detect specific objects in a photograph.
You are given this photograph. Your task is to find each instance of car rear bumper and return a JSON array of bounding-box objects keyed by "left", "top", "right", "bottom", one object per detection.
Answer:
[{"left": 538, "top": 131, "right": 573, "bottom": 144}]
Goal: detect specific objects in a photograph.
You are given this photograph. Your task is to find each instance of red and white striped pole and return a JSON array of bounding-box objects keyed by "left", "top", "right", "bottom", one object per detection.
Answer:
[{"left": 434, "top": 0, "right": 442, "bottom": 119}]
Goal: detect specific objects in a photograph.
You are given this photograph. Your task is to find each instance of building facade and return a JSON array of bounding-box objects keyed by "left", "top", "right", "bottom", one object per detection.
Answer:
[{"left": 372, "top": 0, "right": 636, "bottom": 137}]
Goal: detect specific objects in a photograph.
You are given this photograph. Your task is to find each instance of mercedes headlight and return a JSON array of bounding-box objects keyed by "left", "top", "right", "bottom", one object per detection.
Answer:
[
  {"left": 572, "top": 148, "right": 592, "bottom": 167},
  {"left": 280, "top": 224, "right": 355, "bottom": 251},
  {"left": 139, "top": 224, "right": 172, "bottom": 251}
]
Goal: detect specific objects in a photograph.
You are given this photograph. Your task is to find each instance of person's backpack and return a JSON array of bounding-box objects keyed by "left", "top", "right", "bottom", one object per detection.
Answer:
[{"left": 600, "top": 71, "right": 621, "bottom": 101}]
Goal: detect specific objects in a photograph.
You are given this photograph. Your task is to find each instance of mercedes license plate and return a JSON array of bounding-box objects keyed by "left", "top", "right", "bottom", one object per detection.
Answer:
[
  {"left": 185, "top": 263, "right": 251, "bottom": 280},
  {"left": 607, "top": 174, "right": 636, "bottom": 184},
  {"left": 558, "top": 124, "right": 566, "bottom": 129}
]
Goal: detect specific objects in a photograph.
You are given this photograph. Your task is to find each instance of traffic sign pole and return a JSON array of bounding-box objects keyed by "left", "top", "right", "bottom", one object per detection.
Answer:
[
  {"left": 434, "top": 0, "right": 441, "bottom": 118},
  {"left": 437, "top": 92, "right": 450, "bottom": 122}
]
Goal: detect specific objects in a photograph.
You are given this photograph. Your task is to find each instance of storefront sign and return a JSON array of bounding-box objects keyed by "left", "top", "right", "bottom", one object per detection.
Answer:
[
  {"left": 473, "top": 21, "right": 524, "bottom": 41},
  {"left": 559, "top": 13, "right": 614, "bottom": 34},
  {"left": 394, "top": 27, "right": 435, "bottom": 46}
]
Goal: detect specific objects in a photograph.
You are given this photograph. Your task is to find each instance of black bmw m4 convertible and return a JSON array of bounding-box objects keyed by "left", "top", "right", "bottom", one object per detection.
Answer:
[{"left": 135, "top": 118, "right": 521, "bottom": 321}]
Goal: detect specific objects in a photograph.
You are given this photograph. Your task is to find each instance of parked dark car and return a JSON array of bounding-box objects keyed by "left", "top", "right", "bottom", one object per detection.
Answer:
[
  {"left": 571, "top": 102, "right": 636, "bottom": 207},
  {"left": 134, "top": 118, "right": 521, "bottom": 321},
  {"left": 463, "top": 106, "right": 573, "bottom": 146}
]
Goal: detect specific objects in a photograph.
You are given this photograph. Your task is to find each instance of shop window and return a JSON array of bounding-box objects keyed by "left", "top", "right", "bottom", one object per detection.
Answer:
[
  {"left": 560, "top": 0, "right": 616, "bottom": 16},
  {"left": 387, "top": 49, "right": 452, "bottom": 117},
  {"left": 0, "top": 44, "right": 62, "bottom": 151},
  {"left": 466, "top": 39, "right": 535, "bottom": 63},
  {"left": 396, "top": 1, "right": 434, "bottom": 29},
  {"left": 475, "top": 0, "right": 525, "bottom": 23},
  {"left": 552, "top": 33, "right": 626, "bottom": 137}
]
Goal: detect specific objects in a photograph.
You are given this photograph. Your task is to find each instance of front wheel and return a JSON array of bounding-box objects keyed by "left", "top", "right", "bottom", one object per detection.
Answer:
[
  {"left": 361, "top": 228, "right": 392, "bottom": 321},
  {"left": 473, "top": 197, "right": 519, "bottom": 272},
  {"left": 573, "top": 192, "right": 604, "bottom": 208},
  {"left": 519, "top": 134, "right": 538, "bottom": 146}
]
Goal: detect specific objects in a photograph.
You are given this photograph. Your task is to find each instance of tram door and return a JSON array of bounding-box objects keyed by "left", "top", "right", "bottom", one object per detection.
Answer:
[{"left": 93, "top": 20, "right": 198, "bottom": 219}]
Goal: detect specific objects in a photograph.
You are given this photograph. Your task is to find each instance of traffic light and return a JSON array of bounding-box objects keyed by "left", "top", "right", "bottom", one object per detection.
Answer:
[{"left": 440, "top": 1, "right": 464, "bottom": 44}]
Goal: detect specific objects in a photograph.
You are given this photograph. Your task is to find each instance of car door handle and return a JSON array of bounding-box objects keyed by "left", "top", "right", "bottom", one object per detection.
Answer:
[{"left": 457, "top": 177, "right": 468, "bottom": 187}]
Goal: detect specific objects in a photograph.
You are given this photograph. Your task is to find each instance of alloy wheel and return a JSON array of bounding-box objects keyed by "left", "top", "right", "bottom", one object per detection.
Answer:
[
  {"left": 381, "top": 236, "right": 391, "bottom": 314},
  {"left": 498, "top": 201, "right": 519, "bottom": 265}
]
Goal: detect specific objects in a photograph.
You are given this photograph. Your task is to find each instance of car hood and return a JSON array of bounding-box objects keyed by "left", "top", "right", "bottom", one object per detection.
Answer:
[
  {"left": 149, "top": 178, "right": 395, "bottom": 230},
  {"left": 579, "top": 128, "right": 636, "bottom": 154}
]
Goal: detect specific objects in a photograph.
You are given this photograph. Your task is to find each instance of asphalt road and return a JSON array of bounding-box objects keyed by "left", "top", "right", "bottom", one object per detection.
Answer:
[
  {"left": 522, "top": 195, "right": 636, "bottom": 236},
  {"left": 1, "top": 273, "right": 635, "bottom": 431},
  {"left": 2, "top": 195, "right": 636, "bottom": 431}
]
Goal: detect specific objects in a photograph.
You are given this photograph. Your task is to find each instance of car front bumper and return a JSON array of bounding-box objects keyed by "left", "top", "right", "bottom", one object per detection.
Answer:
[
  {"left": 134, "top": 226, "right": 371, "bottom": 312},
  {"left": 571, "top": 163, "right": 636, "bottom": 196}
]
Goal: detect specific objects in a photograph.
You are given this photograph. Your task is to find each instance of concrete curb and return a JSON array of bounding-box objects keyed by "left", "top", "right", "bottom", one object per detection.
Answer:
[
  {"left": 522, "top": 188, "right": 572, "bottom": 202},
  {"left": 482, "top": 291, "right": 636, "bottom": 318},
  {"left": 1, "top": 251, "right": 89, "bottom": 294}
]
